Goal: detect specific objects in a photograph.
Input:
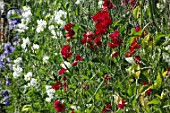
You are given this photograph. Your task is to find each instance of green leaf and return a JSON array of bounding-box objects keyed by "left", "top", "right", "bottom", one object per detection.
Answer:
[
  {"left": 95, "top": 89, "right": 102, "bottom": 101},
  {"left": 153, "top": 74, "right": 162, "bottom": 89},
  {"left": 86, "top": 106, "right": 95, "bottom": 113},
  {"left": 133, "top": 6, "right": 140, "bottom": 19},
  {"left": 127, "top": 83, "right": 136, "bottom": 96},
  {"left": 154, "top": 34, "right": 166, "bottom": 46},
  {"left": 117, "top": 109, "right": 123, "bottom": 113},
  {"left": 113, "top": 20, "right": 121, "bottom": 27},
  {"left": 147, "top": 98, "right": 161, "bottom": 105}
]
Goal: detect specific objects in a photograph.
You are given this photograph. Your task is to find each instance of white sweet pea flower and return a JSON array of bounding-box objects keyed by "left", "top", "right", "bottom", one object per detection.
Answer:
[
  {"left": 21, "top": 37, "right": 31, "bottom": 49},
  {"left": 61, "top": 61, "right": 71, "bottom": 69},
  {"left": 46, "top": 85, "right": 52, "bottom": 90},
  {"left": 48, "top": 25, "right": 55, "bottom": 30},
  {"left": 17, "top": 21, "right": 28, "bottom": 32},
  {"left": 45, "top": 97, "right": 52, "bottom": 102},
  {"left": 36, "top": 19, "right": 47, "bottom": 33},
  {"left": 53, "top": 10, "right": 67, "bottom": 28},
  {"left": 32, "top": 44, "right": 39, "bottom": 52},
  {"left": 47, "top": 89, "right": 55, "bottom": 98},
  {"left": 75, "top": 0, "right": 84, "bottom": 4},
  {"left": 28, "top": 78, "right": 38, "bottom": 87},
  {"left": 43, "top": 56, "right": 49, "bottom": 63},
  {"left": 14, "top": 57, "right": 22, "bottom": 65},
  {"left": 13, "top": 66, "right": 23, "bottom": 79},
  {"left": 24, "top": 72, "right": 33, "bottom": 81},
  {"left": 98, "top": 0, "right": 103, "bottom": 8},
  {"left": 22, "top": 6, "right": 32, "bottom": 24},
  {"left": 125, "top": 57, "right": 135, "bottom": 64}
]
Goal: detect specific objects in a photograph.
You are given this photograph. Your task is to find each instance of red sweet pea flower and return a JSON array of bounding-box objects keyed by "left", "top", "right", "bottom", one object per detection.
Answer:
[
  {"left": 75, "top": 54, "right": 83, "bottom": 61},
  {"left": 65, "top": 29, "right": 75, "bottom": 37},
  {"left": 61, "top": 45, "right": 72, "bottom": 59},
  {"left": 108, "top": 43, "right": 119, "bottom": 49},
  {"left": 111, "top": 51, "right": 119, "bottom": 58},
  {"left": 102, "top": 74, "right": 111, "bottom": 81},
  {"left": 130, "top": 37, "right": 141, "bottom": 49},
  {"left": 109, "top": 30, "right": 119, "bottom": 38},
  {"left": 108, "top": 30, "right": 123, "bottom": 49},
  {"left": 58, "top": 68, "right": 66, "bottom": 75},
  {"left": 103, "top": 0, "right": 114, "bottom": 9},
  {"left": 94, "top": 28, "right": 107, "bottom": 36},
  {"left": 54, "top": 100, "right": 66, "bottom": 112},
  {"left": 72, "top": 61, "right": 78, "bottom": 67},
  {"left": 52, "top": 80, "right": 61, "bottom": 90},
  {"left": 92, "top": 7, "right": 112, "bottom": 36},
  {"left": 102, "top": 103, "right": 112, "bottom": 113},
  {"left": 118, "top": 99, "right": 125, "bottom": 109},
  {"left": 94, "top": 37, "right": 102, "bottom": 46},
  {"left": 64, "top": 23, "right": 73, "bottom": 31},
  {"left": 63, "top": 82, "right": 67, "bottom": 91},
  {"left": 146, "top": 89, "right": 152, "bottom": 95},
  {"left": 81, "top": 31, "right": 94, "bottom": 45},
  {"left": 141, "top": 29, "right": 148, "bottom": 38},
  {"left": 63, "top": 76, "right": 67, "bottom": 81},
  {"left": 134, "top": 56, "right": 140, "bottom": 64},
  {"left": 64, "top": 23, "right": 75, "bottom": 40},
  {"left": 135, "top": 25, "right": 141, "bottom": 32},
  {"left": 130, "top": 0, "right": 136, "bottom": 6},
  {"left": 142, "top": 82, "right": 152, "bottom": 86}
]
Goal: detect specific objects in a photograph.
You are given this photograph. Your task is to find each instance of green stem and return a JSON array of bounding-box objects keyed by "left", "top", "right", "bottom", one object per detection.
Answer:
[
  {"left": 148, "top": 0, "right": 161, "bottom": 32},
  {"left": 88, "top": 79, "right": 104, "bottom": 103}
]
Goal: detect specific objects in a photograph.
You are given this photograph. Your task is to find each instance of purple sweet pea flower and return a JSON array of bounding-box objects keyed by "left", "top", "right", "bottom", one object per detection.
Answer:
[
  {"left": 5, "top": 99, "right": 10, "bottom": 106},
  {"left": 5, "top": 75, "right": 12, "bottom": 86},
  {"left": 2, "top": 90, "right": 10, "bottom": 106},
  {"left": 13, "top": 34, "right": 19, "bottom": 41},
  {"left": 9, "top": 18, "right": 21, "bottom": 30},
  {"left": 0, "top": 60, "right": 5, "bottom": 69},
  {"left": 4, "top": 42, "right": 15, "bottom": 55}
]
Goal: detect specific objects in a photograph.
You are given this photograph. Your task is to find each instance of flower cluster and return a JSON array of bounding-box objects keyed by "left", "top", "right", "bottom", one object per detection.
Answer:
[
  {"left": 36, "top": 19, "right": 47, "bottom": 33},
  {"left": 54, "top": 100, "right": 66, "bottom": 112},
  {"left": 53, "top": 10, "right": 67, "bottom": 28},
  {"left": 64, "top": 23, "right": 75, "bottom": 41},
  {"left": 17, "top": 6, "right": 32, "bottom": 33},
  {"left": 6, "top": 9, "right": 22, "bottom": 30},
  {"left": 2, "top": 90, "right": 10, "bottom": 106},
  {"left": 92, "top": 7, "right": 112, "bottom": 36},
  {"left": 61, "top": 45, "right": 72, "bottom": 59},
  {"left": 108, "top": 30, "right": 123, "bottom": 58},
  {"left": 13, "top": 57, "right": 23, "bottom": 79},
  {"left": 46, "top": 85, "right": 56, "bottom": 102}
]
